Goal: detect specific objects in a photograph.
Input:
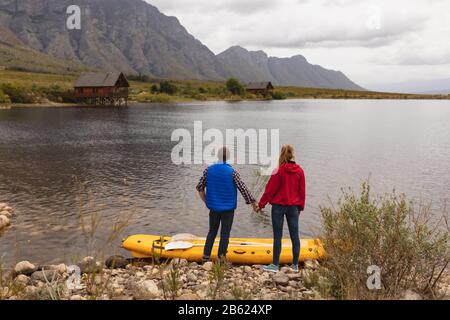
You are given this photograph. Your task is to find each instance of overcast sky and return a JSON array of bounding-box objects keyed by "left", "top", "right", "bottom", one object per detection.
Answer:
[{"left": 147, "top": 0, "right": 450, "bottom": 90}]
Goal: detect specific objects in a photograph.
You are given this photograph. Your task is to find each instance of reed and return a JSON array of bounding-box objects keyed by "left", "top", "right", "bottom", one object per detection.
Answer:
[{"left": 207, "top": 258, "right": 230, "bottom": 300}]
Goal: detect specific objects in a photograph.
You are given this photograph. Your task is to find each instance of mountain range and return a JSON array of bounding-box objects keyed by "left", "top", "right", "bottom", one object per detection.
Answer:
[
  {"left": 0, "top": 0, "right": 363, "bottom": 90},
  {"left": 218, "top": 46, "right": 362, "bottom": 89}
]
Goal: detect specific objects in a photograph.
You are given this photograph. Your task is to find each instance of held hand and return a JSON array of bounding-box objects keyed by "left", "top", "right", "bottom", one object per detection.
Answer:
[{"left": 251, "top": 202, "right": 261, "bottom": 213}]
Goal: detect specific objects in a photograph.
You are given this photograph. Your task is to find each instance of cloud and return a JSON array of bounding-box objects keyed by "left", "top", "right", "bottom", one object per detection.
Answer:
[
  {"left": 234, "top": 15, "right": 425, "bottom": 49},
  {"left": 227, "top": 0, "right": 429, "bottom": 49},
  {"left": 149, "top": 0, "right": 428, "bottom": 49},
  {"left": 146, "top": 0, "right": 450, "bottom": 87},
  {"left": 219, "top": 0, "right": 278, "bottom": 14},
  {"left": 148, "top": 0, "right": 277, "bottom": 15}
]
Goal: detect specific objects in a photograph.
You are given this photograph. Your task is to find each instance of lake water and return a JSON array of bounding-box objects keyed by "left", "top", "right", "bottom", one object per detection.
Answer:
[{"left": 1, "top": 99, "right": 450, "bottom": 266}]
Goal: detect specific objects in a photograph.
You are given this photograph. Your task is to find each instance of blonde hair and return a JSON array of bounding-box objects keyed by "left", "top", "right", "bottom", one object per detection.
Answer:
[{"left": 279, "top": 145, "right": 295, "bottom": 167}]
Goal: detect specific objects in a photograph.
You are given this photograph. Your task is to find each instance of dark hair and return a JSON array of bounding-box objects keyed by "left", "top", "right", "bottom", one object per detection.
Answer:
[{"left": 217, "top": 146, "right": 230, "bottom": 162}]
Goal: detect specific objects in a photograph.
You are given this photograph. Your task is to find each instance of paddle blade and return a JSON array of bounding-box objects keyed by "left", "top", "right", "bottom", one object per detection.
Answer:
[
  {"left": 171, "top": 233, "right": 199, "bottom": 242},
  {"left": 165, "top": 241, "right": 195, "bottom": 251}
]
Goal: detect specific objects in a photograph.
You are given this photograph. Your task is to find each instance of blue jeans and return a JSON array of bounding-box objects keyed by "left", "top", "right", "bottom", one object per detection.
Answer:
[
  {"left": 271, "top": 205, "right": 301, "bottom": 266},
  {"left": 203, "top": 210, "right": 235, "bottom": 260}
]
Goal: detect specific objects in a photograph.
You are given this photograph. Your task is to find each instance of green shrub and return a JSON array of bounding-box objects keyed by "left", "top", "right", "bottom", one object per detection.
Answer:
[
  {"left": 0, "top": 83, "right": 34, "bottom": 104},
  {"left": 318, "top": 182, "right": 450, "bottom": 300},
  {"left": 226, "top": 78, "right": 245, "bottom": 96},
  {"left": 150, "top": 84, "right": 159, "bottom": 94},
  {"left": 271, "top": 91, "right": 287, "bottom": 100},
  {"left": 159, "top": 81, "right": 178, "bottom": 95},
  {"left": 211, "top": 87, "right": 228, "bottom": 97},
  {"left": 58, "top": 90, "right": 77, "bottom": 103},
  {"left": 181, "top": 83, "right": 195, "bottom": 96},
  {"left": 286, "top": 92, "right": 296, "bottom": 98},
  {"left": 0, "top": 88, "right": 11, "bottom": 104},
  {"left": 127, "top": 74, "right": 151, "bottom": 82},
  {"left": 33, "top": 85, "right": 75, "bottom": 103}
]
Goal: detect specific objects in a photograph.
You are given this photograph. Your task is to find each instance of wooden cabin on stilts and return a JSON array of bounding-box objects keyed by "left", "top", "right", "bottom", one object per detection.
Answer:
[
  {"left": 246, "top": 82, "right": 274, "bottom": 97},
  {"left": 74, "top": 72, "right": 130, "bottom": 107}
]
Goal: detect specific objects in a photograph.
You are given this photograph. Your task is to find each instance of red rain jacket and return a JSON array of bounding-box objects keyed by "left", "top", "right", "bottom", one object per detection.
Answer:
[{"left": 258, "top": 162, "right": 306, "bottom": 212}]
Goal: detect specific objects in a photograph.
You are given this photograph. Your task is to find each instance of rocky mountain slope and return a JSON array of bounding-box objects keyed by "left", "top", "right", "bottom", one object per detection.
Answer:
[
  {"left": 0, "top": 0, "right": 362, "bottom": 89},
  {"left": 1, "top": 22, "right": 87, "bottom": 74},
  {"left": 0, "top": 0, "right": 225, "bottom": 80},
  {"left": 218, "top": 46, "right": 363, "bottom": 90}
]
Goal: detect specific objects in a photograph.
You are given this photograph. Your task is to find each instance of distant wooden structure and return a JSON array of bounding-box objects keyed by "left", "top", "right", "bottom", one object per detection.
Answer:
[
  {"left": 246, "top": 82, "right": 274, "bottom": 96},
  {"left": 74, "top": 72, "right": 130, "bottom": 106}
]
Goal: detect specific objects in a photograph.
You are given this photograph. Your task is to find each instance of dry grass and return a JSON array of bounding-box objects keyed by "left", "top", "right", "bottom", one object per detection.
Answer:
[
  {"left": 0, "top": 70, "right": 76, "bottom": 90},
  {"left": 276, "top": 86, "right": 450, "bottom": 100},
  {"left": 208, "top": 258, "right": 230, "bottom": 300},
  {"left": 162, "top": 263, "right": 182, "bottom": 300}
]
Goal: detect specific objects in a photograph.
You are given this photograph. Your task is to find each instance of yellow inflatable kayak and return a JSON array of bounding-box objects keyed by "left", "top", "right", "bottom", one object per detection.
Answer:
[{"left": 122, "top": 234, "right": 325, "bottom": 265}]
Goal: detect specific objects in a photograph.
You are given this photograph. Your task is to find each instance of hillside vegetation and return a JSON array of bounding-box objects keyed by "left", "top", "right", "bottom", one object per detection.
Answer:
[
  {"left": 0, "top": 69, "right": 449, "bottom": 106},
  {"left": 0, "top": 42, "right": 92, "bottom": 75}
]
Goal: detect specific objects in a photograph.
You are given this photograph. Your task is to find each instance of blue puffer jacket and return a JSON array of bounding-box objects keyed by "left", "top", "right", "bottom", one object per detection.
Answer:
[{"left": 205, "top": 162, "right": 237, "bottom": 213}]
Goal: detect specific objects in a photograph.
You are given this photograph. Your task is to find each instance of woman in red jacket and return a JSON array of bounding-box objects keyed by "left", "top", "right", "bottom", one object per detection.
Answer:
[{"left": 258, "top": 145, "right": 306, "bottom": 273}]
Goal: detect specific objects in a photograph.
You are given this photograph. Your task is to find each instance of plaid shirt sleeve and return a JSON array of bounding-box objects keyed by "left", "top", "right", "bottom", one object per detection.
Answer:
[
  {"left": 196, "top": 168, "right": 208, "bottom": 192},
  {"left": 233, "top": 170, "right": 256, "bottom": 204}
]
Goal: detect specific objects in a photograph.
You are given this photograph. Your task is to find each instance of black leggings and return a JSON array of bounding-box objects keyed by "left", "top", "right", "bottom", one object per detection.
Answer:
[{"left": 271, "top": 205, "right": 301, "bottom": 266}]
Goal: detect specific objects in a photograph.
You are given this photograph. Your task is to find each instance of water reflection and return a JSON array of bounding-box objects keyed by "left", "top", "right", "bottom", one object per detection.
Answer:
[{"left": 1, "top": 100, "right": 449, "bottom": 265}]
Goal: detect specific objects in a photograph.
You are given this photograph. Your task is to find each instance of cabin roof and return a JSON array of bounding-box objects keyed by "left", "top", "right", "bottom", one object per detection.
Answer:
[
  {"left": 246, "top": 82, "right": 274, "bottom": 90},
  {"left": 74, "top": 72, "right": 129, "bottom": 88}
]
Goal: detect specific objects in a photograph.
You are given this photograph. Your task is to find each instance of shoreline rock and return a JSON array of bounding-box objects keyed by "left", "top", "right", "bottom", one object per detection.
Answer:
[
  {"left": 2, "top": 257, "right": 447, "bottom": 301},
  {"left": 0, "top": 203, "right": 14, "bottom": 231},
  {"left": 14, "top": 261, "right": 37, "bottom": 276},
  {"left": 1, "top": 257, "right": 324, "bottom": 301}
]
